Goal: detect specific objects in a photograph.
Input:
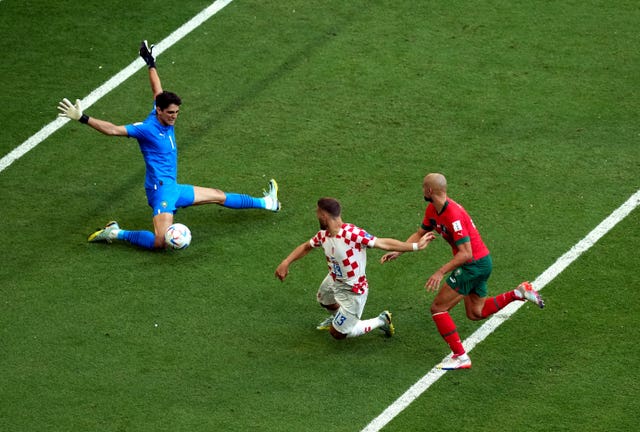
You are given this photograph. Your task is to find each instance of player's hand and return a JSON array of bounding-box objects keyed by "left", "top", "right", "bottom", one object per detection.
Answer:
[
  {"left": 139, "top": 40, "right": 156, "bottom": 68},
  {"left": 425, "top": 270, "right": 445, "bottom": 292},
  {"left": 275, "top": 262, "right": 289, "bottom": 281},
  {"left": 415, "top": 232, "right": 437, "bottom": 250},
  {"left": 57, "top": 98, "right": 83, "bottom": 121},
  {"left": 380, "top": 251, "right": 401, "bottom": 264}
]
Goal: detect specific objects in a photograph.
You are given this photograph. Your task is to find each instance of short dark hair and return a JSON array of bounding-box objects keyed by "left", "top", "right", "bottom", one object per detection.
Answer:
[
  {"left": 317, "top": 197, "right": 341, "bottom": 218},
  {"left": 155, "top": 91, "right": 182, "bottom": 110}
]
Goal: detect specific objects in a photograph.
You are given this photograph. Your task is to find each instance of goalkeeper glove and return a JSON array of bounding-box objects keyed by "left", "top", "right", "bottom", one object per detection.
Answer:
[
  {"left": 57, "top": 98, "right": 89, "bottom": 123},
  {"left": 140, "top": 40, "right": 156, "bottom": 68}
]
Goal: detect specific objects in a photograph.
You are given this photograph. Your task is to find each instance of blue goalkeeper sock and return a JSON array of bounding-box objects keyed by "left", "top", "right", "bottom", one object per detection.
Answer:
[
  {"left": 117, "top": 230, "right": 156, "bottom": 250},
  {"left": 223, "top": 193, "right": 265, "bottom": 209}
]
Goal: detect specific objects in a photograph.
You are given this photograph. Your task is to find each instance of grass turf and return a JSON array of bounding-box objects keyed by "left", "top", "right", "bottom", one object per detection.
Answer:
[{"left": 1, "top": 1, "right": 638, "bottom": 431}]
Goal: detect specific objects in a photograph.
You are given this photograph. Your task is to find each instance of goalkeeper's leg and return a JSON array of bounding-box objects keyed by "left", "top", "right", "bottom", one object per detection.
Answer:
[
  {"left": 119, "top": 211, "right": 177, "bottom": 250},
  {"left": 192, "top": 180, "right": 280, "bottom": 212},
  {"left": 117, "top": 229, "right": 156, "bottom": 249},
  {"left": 88, "top": 221, "right": 157, "bottom": 250}
]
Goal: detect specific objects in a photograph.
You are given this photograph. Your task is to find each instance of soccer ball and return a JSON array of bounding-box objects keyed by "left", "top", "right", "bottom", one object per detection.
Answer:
[{"left": 164, "top": 223, "right": 192, "bottom": 250}]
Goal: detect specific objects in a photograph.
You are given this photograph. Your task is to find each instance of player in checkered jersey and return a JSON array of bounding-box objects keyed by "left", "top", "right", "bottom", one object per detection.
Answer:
[
  {"left": 275, "top": 197, "right": 435, "bottom": 340},
  {"left": 381, "top": 173, "right": 545, "bottom": 369}
]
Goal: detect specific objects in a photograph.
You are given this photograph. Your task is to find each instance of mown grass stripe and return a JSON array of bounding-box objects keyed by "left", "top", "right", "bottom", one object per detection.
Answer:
[
  {"left": 0, "top": 0, "right": 234, "bottom": 174},
  {"left": 362, "top": 189, "right": 640, "bottom": 432}
]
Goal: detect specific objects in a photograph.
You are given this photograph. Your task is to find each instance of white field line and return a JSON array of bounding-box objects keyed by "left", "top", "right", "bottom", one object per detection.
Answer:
[
  {"left": 0, "top": 0, "right": 234, "bottom": 174},
  {"left": 4, "top": 2, "right": 638, "bottom": 428},
  {"left": 362, "top": 188, "right": 640, "bottom": 432}
]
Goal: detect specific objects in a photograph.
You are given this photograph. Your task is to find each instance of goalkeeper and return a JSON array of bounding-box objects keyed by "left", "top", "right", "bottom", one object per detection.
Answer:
[{"left": 58, "top": 41, "right": 280, "bottom": 250}]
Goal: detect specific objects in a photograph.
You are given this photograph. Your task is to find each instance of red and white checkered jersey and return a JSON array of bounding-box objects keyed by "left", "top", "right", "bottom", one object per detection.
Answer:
[{"left": 309, "top": 223, "right": 377, "bottom": 294}]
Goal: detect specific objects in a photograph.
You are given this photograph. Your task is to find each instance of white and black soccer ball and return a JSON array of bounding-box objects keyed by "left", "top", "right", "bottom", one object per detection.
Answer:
[{"left": 164, "top": 223, "right": 192, "bottom": 250}]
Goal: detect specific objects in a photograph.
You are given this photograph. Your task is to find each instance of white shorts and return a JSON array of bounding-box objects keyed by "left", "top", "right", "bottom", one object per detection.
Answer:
[{"left": 316, "top": 273, "right": 368, "bottom": 334}]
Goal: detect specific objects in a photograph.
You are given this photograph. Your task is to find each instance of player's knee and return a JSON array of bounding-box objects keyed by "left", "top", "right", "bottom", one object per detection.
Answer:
[
  {"left": 321, "top": 303, "right": 339, "bottom": 312},
  {"left": 466, "top": 310, "right": 484, "bottom": 321},
  {"left": 430, "top": 302, "right": 446, "bottom": 315}
]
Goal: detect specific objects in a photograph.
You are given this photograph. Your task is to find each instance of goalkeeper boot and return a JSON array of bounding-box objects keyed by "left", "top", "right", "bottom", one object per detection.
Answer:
[
  {"left": 437, "top": 353, "right": 472, "bottom": 370},
  {"left": 88, "top": 221, "right": 120, "bottom": 243},
  {"left": 316, "top": 315, "right": 334, "bottom": 330},
  {"left": 263, "top": 179, "right": 281, "bottom": 212},
  {"left": 379, "top": 310, "right": 395, "bottom": 337},
  {"left": 516, "top": 281, "right": 545, "bottom": 309}
]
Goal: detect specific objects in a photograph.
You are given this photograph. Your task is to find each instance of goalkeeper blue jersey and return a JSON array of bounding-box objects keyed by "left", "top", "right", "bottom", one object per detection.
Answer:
[{"left": 125, "top": 103, "right": 177, "bottom": 190}]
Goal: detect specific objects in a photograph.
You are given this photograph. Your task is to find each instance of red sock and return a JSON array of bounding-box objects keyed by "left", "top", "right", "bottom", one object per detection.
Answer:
[
  {"left": 432, "top": 312, "right": 465, "bottom": 356},
  {"left": 481, "top": 290, "right": 518, "bottom": 318}
]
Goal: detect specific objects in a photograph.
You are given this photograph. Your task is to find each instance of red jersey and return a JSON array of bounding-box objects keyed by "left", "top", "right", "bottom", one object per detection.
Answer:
[{"left": 421, "top": 198, "right": 490, "bottom": 262}]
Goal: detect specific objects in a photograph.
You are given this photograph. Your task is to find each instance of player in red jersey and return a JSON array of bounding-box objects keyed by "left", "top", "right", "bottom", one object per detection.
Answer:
[
  {"left": 381, "top": 173, "right": 544, "bottom": 369},
  {"left": 275, "top": 197, "right": 435, "bottom": 340}
]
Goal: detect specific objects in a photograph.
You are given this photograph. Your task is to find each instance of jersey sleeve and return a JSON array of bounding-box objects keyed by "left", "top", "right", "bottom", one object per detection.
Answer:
[
  {"left": 420, "top": 221, "right": 434, "bottom": 231},
  {"left": 343, "top": 225, "right": 377, "bottom": 248},
  {"left": 448, "top": 215, "right": 470, "bottom": 245},
  {"left": 125, "top": 103, "right": 157, "bottom": 139},
  {"left": 125, "top": 121, "right": 149, "bottom": 139},
  {"left": 421, "top": 206, "right": 436, "bottom": 231},
  {"left": 309, "top": 231, "right": 325, "bottom": 248}
]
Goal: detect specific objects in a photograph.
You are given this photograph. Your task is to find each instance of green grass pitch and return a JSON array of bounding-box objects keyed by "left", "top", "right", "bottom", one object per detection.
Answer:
[{"left": 1, "top": 1, "right": 638, "bottom": 431}]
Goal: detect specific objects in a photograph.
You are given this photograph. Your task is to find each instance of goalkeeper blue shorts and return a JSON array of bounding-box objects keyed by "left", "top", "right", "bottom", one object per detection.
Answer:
[{"left": 146, "top": 183, "right": 195, "bottom": 215}]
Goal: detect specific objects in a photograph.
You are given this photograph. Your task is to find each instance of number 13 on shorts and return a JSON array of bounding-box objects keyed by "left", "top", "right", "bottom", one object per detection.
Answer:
[{"left": 334, "top": 312, "right": 347, "bottom": 327}]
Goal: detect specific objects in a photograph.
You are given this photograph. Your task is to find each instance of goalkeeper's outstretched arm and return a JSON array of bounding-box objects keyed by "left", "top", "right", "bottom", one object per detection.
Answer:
[
  {"left": 57, "top": 98, "right": 127, "bottom": 136},
  {"left": 140, "top": 40, "right": 163, "bottom": 98},
  {"left": 57, "top": 40, "right": 165, "bottom": 136}
]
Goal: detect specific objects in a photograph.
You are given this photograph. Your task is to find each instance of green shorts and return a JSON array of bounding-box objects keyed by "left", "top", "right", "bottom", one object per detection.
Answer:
[{"left": 446, "top": 254, "right": 493, "bottom": 297}]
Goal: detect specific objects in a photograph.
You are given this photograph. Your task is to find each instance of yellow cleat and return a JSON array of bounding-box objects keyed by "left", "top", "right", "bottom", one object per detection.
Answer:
[
  {"left": 379, "top": 310, "right": 395, "bottom": 337},
  {"left": 316, "top": 316, "right": 334, "bottom": 330},
  {"left": 88, "top": 221, "right": 119, "bottom": 243}
]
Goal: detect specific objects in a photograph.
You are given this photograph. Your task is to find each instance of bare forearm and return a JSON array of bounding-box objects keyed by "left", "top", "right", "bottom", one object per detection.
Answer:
[
  {"left": 86, "top": 117, "right": 127, "bottom": 136},
  {"left": 275, "top": 242, "right": 312, "bottom": 281},
  {"left": 438, "top": 242, "right": 473, "bottom": 274},
  {"left": 388, "top": 229, "right": 429, "bottom": 253},
  {"left": 406, "top": 231, "right": 427, "bottom": 243},
  {"left": 375, "top": 237, "right": 418, "bottom": 252},
  {"left": 438, "top": 253, "right": 470, "bottom": 275},
  {"left": 425, "top": 244, "right": 472, "bottom": 291},
  {"left": 282, "top": 242, "right": 312, "bottom": 264},
  {"left": 149, "top": 67, "right": 163, "bottom": 98}
]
